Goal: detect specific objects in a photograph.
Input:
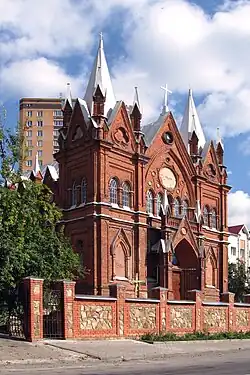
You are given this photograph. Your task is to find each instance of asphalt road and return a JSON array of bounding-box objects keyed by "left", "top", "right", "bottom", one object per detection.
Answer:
[{"left": 1, "top": 349, "right": 250, "bottom": 374}]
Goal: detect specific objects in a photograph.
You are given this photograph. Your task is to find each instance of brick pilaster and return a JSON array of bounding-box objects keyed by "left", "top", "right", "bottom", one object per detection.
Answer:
[
  {"left": 109, "top": 283, "right": 126, "bottom": 337},
  {"left": 23, "top": 277, "right": 44, "bottom": 341},
  {"left": 221, "top": 292, "right": 235, "bottom": 331},
  {"left": 188, "top": 290, "right": 202, "bottom": 332},
  {"left": 151, "top": 287, "right": 168, "bottom": 333}
]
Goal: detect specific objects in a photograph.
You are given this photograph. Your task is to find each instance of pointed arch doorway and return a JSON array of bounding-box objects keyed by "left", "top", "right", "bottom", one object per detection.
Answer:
[{"left": 172, "top": 239, "right": 200, "bottom": 300}]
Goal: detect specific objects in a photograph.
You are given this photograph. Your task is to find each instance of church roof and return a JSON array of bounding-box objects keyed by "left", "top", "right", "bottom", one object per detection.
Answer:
[
  {"left": 180, "top": 89, "right": 206, "bottom": 153},
  {"left": 41, "top": 161, "right": 59, "bottom": 181},
  {"left": 84, "top": 34, "right": 116, "bottom": 117},
  {"left": 142, "top": 113, "right": 168, "bottom": 146}
]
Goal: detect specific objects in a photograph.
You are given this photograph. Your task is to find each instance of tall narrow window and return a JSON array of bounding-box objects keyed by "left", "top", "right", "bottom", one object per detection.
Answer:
[
  {"left": 122, "top": 182, "right": 130, "bottom": 208},
  {"left": 110, "top": 178, "right": 118, "bottom": 205},
  {"left": 182, "top": 200, "right": 188, "bottom": 218},
  {"left": 156, "top": 193, "right": 163, "bottom": 216},
  {"left": 173, "top": 198, "right": 181, "bottom": 217},
  {"left": 203, "top": 206, "right": 209, "bottom": 226},
  {"left": 81, "top": 178, "right": 87, "bottom": 204},
  {"left": 72, "top": 182, "right": 77, "bottom": 206},
  {"left": 146, "top": 190, "right": 154, "bottom": 215},
  {"left": 211, "top": 209, "right": 217, "bottom": 229}
]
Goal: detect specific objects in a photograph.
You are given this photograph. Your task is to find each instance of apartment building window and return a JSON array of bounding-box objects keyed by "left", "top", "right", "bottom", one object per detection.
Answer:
[
  {"left": 26, "top": 130, "right": 32, "bottom": 137},
  {"left": 53, "top": 140, "right": 58, "bottom": 147},
  {"left": 27, "top": 140, "right": 32, "bottom": 147},
  {"left": 53, "top": 110, "right": 63, "bottom": 117},
  {"left": 53, "top": 130, "right": 59, "bottom": 137},
  {"left": 37, "top": 111, "right": 43, "bottom": 117},
  {"left": 37, "top": 140, "right": 43, "bottom": 147},
  {"left": 37, "top": 121, "right": 43, "bottom": 127},
  {"left": 26, "top": 121, "right": 32, "bottom": 127},
  {"left": 26, "top": 111, "right": 32, "bottom": 117},
  {"left": 37, "top": 130, "right": 43, "bottom": 137},
  {"left": 231, "top": 247, "right": 236, "bottom": 256},
  {"left": 240, "top": 249, "right": 245, "bottom": 258},
  {"left": 38, "top": 160, "right": 43, "bottom": 167},
  {"left": 54, "top": 120, "right": 63, "bottom": 126},
  {"left": 26, "top": 160, "right": 32, "bottom": 167},
  {"left": 38, "top": 150, "right": 43, "bottom": 157},
  {"left": 28, "top": 150, "right": 32, "bottom": 157}
]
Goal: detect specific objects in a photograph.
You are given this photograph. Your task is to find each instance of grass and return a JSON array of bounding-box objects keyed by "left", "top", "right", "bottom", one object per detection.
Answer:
[{"left": 140, "top": 331, "right": 250, "bottom": 342}]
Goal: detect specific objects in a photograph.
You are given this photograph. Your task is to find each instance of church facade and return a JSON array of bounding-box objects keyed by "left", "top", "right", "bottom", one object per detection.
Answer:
[{"left": 48, "top": 36, "right": 230, "bottom": 301}]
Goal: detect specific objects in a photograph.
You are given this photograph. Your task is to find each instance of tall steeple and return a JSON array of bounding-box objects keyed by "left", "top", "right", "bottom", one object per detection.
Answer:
[
  {"left": 84, "top": 33, "right": 116, "bottom": 117},
  {"left": 180, "top": 89, "right": 206, "bottom": 152}
]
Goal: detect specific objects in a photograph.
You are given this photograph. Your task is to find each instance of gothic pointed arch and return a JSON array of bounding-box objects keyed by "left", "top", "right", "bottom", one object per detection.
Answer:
[
  {"left": 172, "top": 216, "right": 199, "bottom": 257},
  {"left": 205, "top": 247, "right": 217, "bottom": 287},
  {"left": 110, "top": 228, "right": 132, "bottom": 280}
]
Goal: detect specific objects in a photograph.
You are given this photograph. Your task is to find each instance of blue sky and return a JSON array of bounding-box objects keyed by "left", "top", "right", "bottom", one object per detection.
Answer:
[{"left": 1, "top": 0, "right": 250, "bottom": 225}]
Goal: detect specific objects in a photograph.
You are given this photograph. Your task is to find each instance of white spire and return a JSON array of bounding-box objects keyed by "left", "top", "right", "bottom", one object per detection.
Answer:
[
  {"left": 180, "top": 89, "right": 206, "bottom": 152},
  {"left": 160, "top": 84, "right": 172, "bottom": 114},
  {"left": 160, "top": 189, "right": 170, "bottom": 216},
  {"left": 34, "top": 153, "right": 40, "bottom": 175},
  {"left": 216, "top": 127, "right": 224, "bottom": 150},
  {"left": 133, "top": 86, "right": 140, "bottom": 110},
  {"left": 63, "top": 82, "right": 73, "bottom": 109},
  {"left": 84, "top": 33, "right": 116, "bottom": 117}
]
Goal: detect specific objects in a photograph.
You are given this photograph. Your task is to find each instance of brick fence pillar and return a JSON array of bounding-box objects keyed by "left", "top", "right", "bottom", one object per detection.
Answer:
[
  {"left": 221, "top": 292, "right": 235, "bottom": 331},
  {"left": 151, "top": 287, "right": 168, "bottom": 333},
  {"left": 187, "top": 290, "right": 202, "bottom": 332},
  {"left": 109, "top": 283, "right": 126, "bottom": 337},
  {"left": 244, "top": 294, "right": 250, "bottom": 304},
  {"left": 54, "top": 280, "right": 76, "bottom": 339},
  {"left": 23, "top": 277, "right": 44, "bottom": 341}
]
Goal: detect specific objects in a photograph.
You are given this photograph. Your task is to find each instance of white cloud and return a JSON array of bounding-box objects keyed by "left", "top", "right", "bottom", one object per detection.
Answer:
[
  {"left": 228, "top": 190, "right": 250, "bottom": 228},
  {"left": 0, "top": 58, "right": 83, "bottom": 99},
  {"left": 1, "top": 0, "right": 250, "bottom": 138}
]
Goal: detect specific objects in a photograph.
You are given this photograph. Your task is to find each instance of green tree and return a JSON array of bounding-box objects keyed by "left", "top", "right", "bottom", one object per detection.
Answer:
[
  {"left": 228, "top": 260, "right": 250, "bottom": 302},
  {"left": 0, "top": 112, "right": 82, "bottom": 329}
]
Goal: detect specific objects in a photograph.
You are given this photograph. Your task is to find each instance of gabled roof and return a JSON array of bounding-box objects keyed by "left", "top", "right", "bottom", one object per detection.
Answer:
[
  {"left": 41, "top": 161, "right": 59, "bottom": 182},
  {"left": 84, "top": 34, "right": 116, "bottom": 117},
  {"left": 228, "top": 224, "right": 245, "bottom": 235},
  {"left": 142, "top": 113, "right": 168, "bottom": 146},
  {"left": 180, "top": 89, "right": 206, "bottom": 153}
]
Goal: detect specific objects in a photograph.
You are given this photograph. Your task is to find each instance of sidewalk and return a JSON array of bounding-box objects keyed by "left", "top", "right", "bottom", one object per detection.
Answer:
[
  {"left": 0, "top": 336, "right": 90, "bottom": 367},
  {"left": 44, "top": 338, "right": 250, "bottom": 362},
  {"left": 2, "top": 336, "right": 250, "bottom": 368}
]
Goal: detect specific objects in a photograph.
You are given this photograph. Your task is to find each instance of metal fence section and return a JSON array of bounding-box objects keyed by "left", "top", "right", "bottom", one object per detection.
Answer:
[{"left": 43, "top": 288, "right": 64, "bottom": 339}]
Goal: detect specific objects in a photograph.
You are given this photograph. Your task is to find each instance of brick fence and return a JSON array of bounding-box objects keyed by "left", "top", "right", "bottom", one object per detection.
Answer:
[{"left": 24, "top": 277, "right": 250, "bottom": 341}]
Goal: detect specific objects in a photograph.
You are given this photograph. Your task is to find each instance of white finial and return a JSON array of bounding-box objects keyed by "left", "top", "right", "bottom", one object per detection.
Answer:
[
  {"left": 34, "top": 153, "right": 40, "bottom": 175},
  {"left": 195, "top": 200, "right": 202, "bottom": 224},
  {"left": 160, "top": 84, "right": 172, "bottom": 114},
  {"left": 216, "top": 127, "right": 224, "bottom": 149},
  {"left": 133, "top": 86, "right": 140, "bottom": 110},
  {"left": 99, "top": 32, "right": 104, "bottom": 49}
]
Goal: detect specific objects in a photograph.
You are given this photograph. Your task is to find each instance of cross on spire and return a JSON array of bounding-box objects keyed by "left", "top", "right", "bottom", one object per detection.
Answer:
[{"left": 161, "top": 84, "right": 172, "bottom": 114}]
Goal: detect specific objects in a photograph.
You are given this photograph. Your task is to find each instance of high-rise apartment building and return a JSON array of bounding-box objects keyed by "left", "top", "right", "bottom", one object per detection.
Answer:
[{"left": 19, "top": 98, "right": 63, "bottom": 173}]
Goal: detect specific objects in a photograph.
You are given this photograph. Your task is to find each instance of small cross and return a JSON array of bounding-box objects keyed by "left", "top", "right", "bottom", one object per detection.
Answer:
[
  {"left": 160, "top": 84, "right": 172, "bottom": 114},
  {"left": 131, "top": 273, "right": 145, "bottom": 298}
]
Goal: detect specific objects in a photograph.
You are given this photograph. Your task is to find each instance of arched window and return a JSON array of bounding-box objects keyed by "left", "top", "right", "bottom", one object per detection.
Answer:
[
  {"left": 72, "top": 181, "right": 77, "bottom": 206},
  {"left": 211, "top": 209, "right": 217, "bottom": 229},
  {"left": 203, "top": 206, "right": 209, "bottom": 226},
  {"left": 156, "top": 193, "right": 163, "bottom": 216},
  {"left": 81, "top": 178, "right": 87, "bottom": 204},
  {"left": 146, "top": 190, "right": 154, "bottom": 215},
  {"left": 182, "top": 200, "right": 188, "bottom": 218},
  {"left": 173, "top": 198, "right": 181, "bottom": 217},
  {"left": 122, "top": 182, "right": 130, "bottom": 208},
  {"left": 110, "top": 178, "right": 118, "bottom": 205}
]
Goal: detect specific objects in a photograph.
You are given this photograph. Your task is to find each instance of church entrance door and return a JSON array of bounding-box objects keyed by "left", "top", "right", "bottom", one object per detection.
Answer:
[{"left": 172, "top": 239, "right": 200, "bottom": 300}]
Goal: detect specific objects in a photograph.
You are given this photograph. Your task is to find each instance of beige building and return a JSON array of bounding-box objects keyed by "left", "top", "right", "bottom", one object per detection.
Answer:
[{"left": 19, "top": 98, "right": 63, "bottom": 173}]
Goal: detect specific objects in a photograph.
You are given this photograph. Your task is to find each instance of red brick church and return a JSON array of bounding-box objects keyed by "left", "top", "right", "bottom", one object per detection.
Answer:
[{"left": 44, "top": 35, "right": 230, "bottom": 301}]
